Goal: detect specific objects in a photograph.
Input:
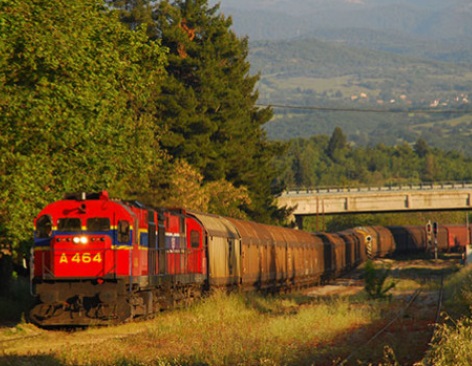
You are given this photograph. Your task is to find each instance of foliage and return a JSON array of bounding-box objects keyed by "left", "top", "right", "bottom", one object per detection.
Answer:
[
  {"left": 0, "top": 277, "right": 33, "bottom": 324},
  {"left": 205, "top": 180, "right": 251, "bottom": 219},
  {"left": 0, "top": 0, "right": 167, "bottom": 249},
  {"left": 427, "top": 317, "right": 472, "bottom": 366},
  {"left": 0, "top": 251, "right": 13, "bottom": 296},
  {"left": 326, "top": 126, "right": 347, "bottom": 161},
  {"left": 275, "top": 127, "right": 472, "bottom": 192},
  {"left": 426, "top": 265, "right": 472, "bottom": 365},
  {"left": 141, "top": 159, "right": 250, "bottom": 219},
  {"left": 363, "top": 260, "right": 395, "bottom": 300},
  {"left": 151, "top": 159, "right": 209, "bottom": 211}
]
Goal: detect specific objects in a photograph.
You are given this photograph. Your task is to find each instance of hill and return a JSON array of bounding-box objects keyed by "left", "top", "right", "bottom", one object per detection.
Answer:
[
  {"left": 248, "top": 38, "right": 472, "bottom": 153},
  {"left": 212, "top": 0, "right": 472, "bottom": 154}
]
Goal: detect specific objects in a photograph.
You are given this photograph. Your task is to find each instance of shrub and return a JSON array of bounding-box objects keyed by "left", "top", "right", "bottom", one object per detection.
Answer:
[{"left": 363, "top": 260, "right": 395, "bottom": 300}]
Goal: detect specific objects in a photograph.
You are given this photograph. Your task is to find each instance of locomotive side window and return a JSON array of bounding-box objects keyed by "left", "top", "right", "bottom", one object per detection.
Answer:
[
  {"left": 190, "top": 230, "right": 200, "bottom": 248},
  {"left": 118, "top": 220, "right": 130, "bottom": 243},
  {"left": 36, "top": 215, "right": 52, "bottom": 238},
  {"left": 57, "top": 218, "right": 81, "bottom": 232},
  {"left": 87, "top": 218, "right": 111, "bottom": 232}
]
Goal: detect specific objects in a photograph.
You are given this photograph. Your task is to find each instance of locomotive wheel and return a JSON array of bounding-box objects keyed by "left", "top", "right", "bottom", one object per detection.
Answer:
[{"left": 114, "top": 298, "right": 133, "bottom": 322}]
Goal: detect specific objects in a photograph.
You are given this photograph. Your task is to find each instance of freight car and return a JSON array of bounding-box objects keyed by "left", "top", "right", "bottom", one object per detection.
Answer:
[
  {"left": 29, "top": 191, "right": 468, "bottom": 327},
  {"left": 386, "top": 224, "right": 471, "bottom": 254}
]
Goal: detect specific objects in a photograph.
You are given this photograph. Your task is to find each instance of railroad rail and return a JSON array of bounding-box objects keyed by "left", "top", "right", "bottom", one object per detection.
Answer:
[{"left": 336, "top": 274, "right": 445, "bottom": 365}]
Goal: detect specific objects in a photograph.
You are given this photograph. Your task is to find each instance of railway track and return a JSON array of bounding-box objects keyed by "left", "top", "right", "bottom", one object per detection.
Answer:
[{"left": 336, "top": 273, "right": 445, "bottom": 366}]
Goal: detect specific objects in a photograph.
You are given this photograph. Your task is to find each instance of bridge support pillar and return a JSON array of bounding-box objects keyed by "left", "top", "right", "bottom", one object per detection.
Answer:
[{"left": 295, "top": 215, "right": 304, "bottom": 230}]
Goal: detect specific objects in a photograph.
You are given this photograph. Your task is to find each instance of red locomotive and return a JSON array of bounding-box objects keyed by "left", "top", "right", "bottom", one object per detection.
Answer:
[
  {"left": 30, "top": 191, "right": 470, "bottom": 327},
  {"left": 30, "top": 191, "right": 207, "bottom": 326}
]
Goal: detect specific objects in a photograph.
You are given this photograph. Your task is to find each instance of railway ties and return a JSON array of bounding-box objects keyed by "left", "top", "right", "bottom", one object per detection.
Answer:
[{"left": 336, "top": 274, "right": 445, "bottom": 366}]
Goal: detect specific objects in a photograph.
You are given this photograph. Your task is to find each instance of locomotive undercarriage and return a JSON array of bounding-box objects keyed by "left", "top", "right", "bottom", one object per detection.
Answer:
[{"left": 29, "top": 278, "right": 205, "bottom": 327}]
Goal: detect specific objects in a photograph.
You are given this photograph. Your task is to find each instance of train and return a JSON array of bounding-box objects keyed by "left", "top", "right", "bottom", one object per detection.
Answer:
[{"left": 29, "top": 191, "right": 470, "bottom": 327}]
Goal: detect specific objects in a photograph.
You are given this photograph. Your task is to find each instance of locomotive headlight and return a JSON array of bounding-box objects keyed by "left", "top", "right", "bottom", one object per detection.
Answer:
[{"left": 73, "top": 236, "right": 89, "bottom": 245}]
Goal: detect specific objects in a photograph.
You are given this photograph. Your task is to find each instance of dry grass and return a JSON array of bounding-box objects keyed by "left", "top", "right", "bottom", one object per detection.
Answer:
[{"left": 1, "top": 291, "right": 380, "bottom": 366}]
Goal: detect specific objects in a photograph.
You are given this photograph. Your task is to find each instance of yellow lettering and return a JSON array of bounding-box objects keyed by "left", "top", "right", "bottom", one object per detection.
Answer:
[
  {"left": 60, "top": 252, "right": 103, "bottom": 264},
  {"left": 82, "top": 253, "right": 91, "bottom": 263},
  {"left": 93, "top": 253, "right": 102, "bottom": 263},
  {"left": 59, "top": 253, "right": 68, "bottom": 264},
  {"left": 72, "top": 253, "right": 80, "bottom": 263}
]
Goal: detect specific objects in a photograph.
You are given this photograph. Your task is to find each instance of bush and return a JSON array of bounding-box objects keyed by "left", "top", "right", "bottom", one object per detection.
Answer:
[
  {"left": 363, "top": 260, "right": 395, "bottom": 300},
  {"left": 426, "top": 317, "right": 472, "bottom": 365}
]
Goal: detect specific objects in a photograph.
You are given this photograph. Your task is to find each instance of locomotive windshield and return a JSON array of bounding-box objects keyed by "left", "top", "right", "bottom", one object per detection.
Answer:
[
  {"left": 36, "top": 215, "right": 52, "bottom": 238},
  {"left": 118, "top": 220, "right": 130, "bottom": 243},
  {"left": 56, "top": 217, "right": 111, "bottom": 232},
  {"left": 87, "top": 217, "right": 111, "bottom": 232},
  {"left": 57, "top": 218, "right": 81, "bottom": 232}
]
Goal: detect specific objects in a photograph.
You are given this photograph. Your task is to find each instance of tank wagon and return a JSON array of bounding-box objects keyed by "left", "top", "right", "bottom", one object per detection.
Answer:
[{"left": 29, "top": 191, "right": 468, "bottom": 327}]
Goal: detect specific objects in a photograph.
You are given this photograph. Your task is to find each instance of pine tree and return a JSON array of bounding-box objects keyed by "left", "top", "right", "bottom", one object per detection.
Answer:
[
  {"left": 326, "top": 126, "right": 348, "bottom": 161},
  {"left": 115, "top": 0, "right": 287, "bottom": 223}
]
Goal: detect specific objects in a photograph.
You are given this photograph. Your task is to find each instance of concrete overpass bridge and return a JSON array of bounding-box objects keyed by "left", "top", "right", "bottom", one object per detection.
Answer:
[{"left": 276, "top": 182, "right": 472, "bottom": 229}]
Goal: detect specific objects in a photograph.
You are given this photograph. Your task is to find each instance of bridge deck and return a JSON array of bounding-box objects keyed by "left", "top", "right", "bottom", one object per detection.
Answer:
[{"left": 277, "top": 183, "right": 472, "bottom": 216}]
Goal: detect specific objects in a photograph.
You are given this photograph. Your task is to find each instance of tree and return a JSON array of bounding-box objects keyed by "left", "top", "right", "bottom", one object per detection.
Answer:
[
  {"left": 115, "top": 0, "right": 286, "bottom": 223},
  {"left": 419, "top": 154, "right": 434, "bottom": 182},
  {"left": 140, "top": 159, "right": 251, "bottom": 219},
  {"left": 0, "top": 0, "right": 167, "bottom": 249},
  {"left": 414, "top": 138, "right": 430, "bottom": 158},
  {"left": 326, "top": 126, "right": 348, "bottom": 162}
]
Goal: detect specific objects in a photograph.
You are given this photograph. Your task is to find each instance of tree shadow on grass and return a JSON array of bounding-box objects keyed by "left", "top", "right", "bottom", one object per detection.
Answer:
[{"left": 0, "top": 354, "right": 62, "bottom": 366}]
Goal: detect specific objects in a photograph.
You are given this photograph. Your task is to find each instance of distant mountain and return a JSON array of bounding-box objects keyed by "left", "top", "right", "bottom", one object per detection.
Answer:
[
  {"left": 215, "top": 0, "right": 472, "bottom": 42},
  {"left": 309, "top": 28, "right": 472, "bottom": 63}
]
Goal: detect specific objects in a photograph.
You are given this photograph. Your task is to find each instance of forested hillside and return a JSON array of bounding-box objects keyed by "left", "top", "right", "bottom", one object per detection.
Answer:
[
  {"left": 274, "top": 126, "right": 472, "bottom": 232},
  {"left": 248, "top": 38, "right": 472, "bottom": 154},
  {"left": 274, "top": 127, "right": 472, "bottom": 190}
]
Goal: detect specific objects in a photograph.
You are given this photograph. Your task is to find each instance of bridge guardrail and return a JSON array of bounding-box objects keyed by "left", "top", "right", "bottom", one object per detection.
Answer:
[{"left": 281, "top": 182, "right": 472, "bottom": 196}]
